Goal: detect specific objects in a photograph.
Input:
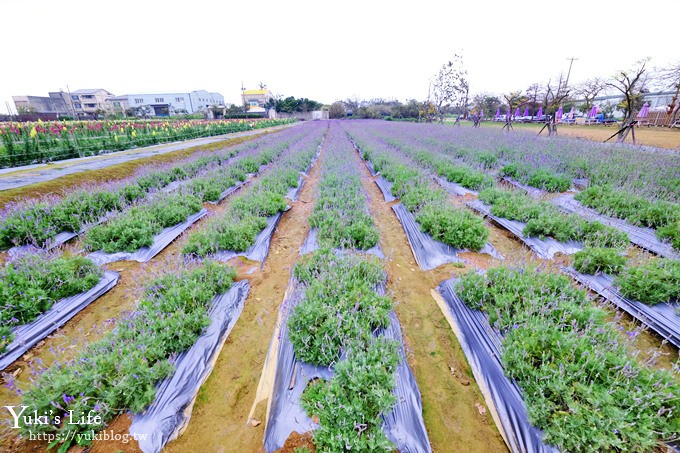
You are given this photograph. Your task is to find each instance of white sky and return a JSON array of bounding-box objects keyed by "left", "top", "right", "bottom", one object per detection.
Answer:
[{"left": 1, "top": 0, "right": 678, "bottom": 114}]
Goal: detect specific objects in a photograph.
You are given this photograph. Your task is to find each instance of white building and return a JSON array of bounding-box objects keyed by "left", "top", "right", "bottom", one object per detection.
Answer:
[{"left": 107, "top": 90, "right": 225, "bottom": 117}]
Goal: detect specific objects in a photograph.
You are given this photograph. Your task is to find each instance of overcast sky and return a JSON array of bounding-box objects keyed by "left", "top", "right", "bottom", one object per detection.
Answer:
[{"left": 1, "top": 0, "right": 678, "bottom": 114}]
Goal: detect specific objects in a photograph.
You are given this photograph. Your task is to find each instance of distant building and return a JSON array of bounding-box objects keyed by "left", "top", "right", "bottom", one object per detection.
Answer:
[
  {"left": 12, "top": 92, "right": 72, "bottom": 118},
  {"left": 68, "top": 89, "right": 115, "bottom": 118},
  {"left": 108, "top": 90, "right": 225, "bottom": 117},
  {"left": 241, "top": 89, "right": 272, "bottom": 114}
]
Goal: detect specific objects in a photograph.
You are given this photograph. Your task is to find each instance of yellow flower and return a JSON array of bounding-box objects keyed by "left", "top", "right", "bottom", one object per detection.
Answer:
[
  {"left": 152, "top": 130, "right": 156, "bottom": 136},
  {"left": 132, "top": 130, "right": 137, "bottom": 138},
  {"left": 114, "top": 134, "right": 118, "bottom": 142},
  {"left": 30, "top": 127, "right": 38, "bottom": 138}
]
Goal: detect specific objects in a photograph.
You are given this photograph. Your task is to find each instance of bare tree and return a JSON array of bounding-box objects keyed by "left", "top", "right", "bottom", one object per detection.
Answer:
[
  {"left": 525, "top": 83, "right": 542, "bottom": 116},
  {"left": 606, "top": 58, "right": 650, "bottom": 142},
  {"left": 429, "top": 53, "right": 469, "bottom": 122},
  {"left": 538, "top": 74, "right": 571, "bottom": 135},
  {"left": 655, "top": 61, "right": 680, "bottom": 126},
  {"left": 574, "top": 77, "right": 606, "bottom": 114},
  {"left": 501, "top": 91, "right": 524, "bottom": 131}
]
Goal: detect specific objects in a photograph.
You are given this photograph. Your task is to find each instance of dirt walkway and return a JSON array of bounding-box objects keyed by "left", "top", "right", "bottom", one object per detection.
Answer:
[{"left": 349, "top": 141, "right": 508, "bottom": 452}]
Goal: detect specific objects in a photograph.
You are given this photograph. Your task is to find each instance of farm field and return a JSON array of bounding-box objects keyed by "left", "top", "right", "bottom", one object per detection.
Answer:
[
  {"left": 1, "top": 119, "right": 679, "bottom": 453},
  {"left": 0, "top": 118, "right": 295, "bottom": 169}
]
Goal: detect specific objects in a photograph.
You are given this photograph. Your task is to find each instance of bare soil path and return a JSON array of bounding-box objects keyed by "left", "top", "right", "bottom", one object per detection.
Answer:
[{"left": 349, "top": 139, "right": 508, "bottom": 452}]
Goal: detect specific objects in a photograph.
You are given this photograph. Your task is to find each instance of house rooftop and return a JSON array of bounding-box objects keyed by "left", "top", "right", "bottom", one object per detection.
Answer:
[
  {"left": 243, "top": 89, "right": 268, "bottom": 95},
  {"left": 71, "top": 89, "right": 113, "bottom": 95}
]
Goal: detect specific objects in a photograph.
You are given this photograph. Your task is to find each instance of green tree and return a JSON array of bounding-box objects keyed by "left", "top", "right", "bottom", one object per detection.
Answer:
[{"left": 329, "top": 102, "right": 346, "bottom": 119}]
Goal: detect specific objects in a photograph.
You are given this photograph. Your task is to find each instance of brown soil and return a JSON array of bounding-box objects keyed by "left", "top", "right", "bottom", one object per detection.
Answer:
[
  {"left": 0, "top": 131, "right": 275, "bottom": 208},
  {"left": 483, "top": 122, "right": 680, "bottom": 150},
  {"left": 275, "top": 431, "right": 315, "bottom": 453}
]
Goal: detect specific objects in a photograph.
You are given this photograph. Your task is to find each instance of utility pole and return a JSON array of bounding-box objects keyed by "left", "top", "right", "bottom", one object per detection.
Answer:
[
  {"left": 66, "top": 84, "right": 78, "bottom": 120},
  {"left": 565, "top": 57, "right": 579, "bottom": 89}
]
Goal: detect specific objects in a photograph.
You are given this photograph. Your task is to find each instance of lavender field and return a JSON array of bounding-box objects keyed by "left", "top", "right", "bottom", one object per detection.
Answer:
[{"left": 1, "top": 119, "right": 678, "bottom": 453}]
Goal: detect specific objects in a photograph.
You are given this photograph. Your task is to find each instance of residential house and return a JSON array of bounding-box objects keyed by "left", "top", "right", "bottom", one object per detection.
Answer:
[
  {"left": 67, "top": 89, "right": 115, "bottom": 118},
  {"left": 241, "top": 89, "right": 272, "bottom": 114}
]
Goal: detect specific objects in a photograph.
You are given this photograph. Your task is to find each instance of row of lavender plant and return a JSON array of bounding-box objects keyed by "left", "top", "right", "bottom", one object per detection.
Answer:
[
  {"left": 478, "top": 187, "right": 629, "bottom": 248},
  {"left": 574, "top": 185, "right": 680, "bottom": 251},
  {"left": 572, "top": 247, "right": 680, "bottom": 305},
  {"left": 290, "top": 250, "right": 399, "bottom": 450},
  {"left": 455, "top": 266, "right": 680, "bottom": 451},
  {"left": 0, "top": 253, "right": 102, "bottom": 353},
  {"left": 289, "top": 127, "right": 400, "bottom": 447},
  {"left": 342, "top": 123, "right": 489, "bottom": 251},
  {"left": 308, "top": 123, "right": 379, "bottom": 250},
  {"left": 11, "top": 259, "right": 236, "bottom": 452},
  {"left": 0, "top": 126, "right": 308, "bottom": 249},
  {"left": 183, "top": 123, "right": 326, "bottom": 257},
  {"left": 82, "top": 138, "right": 288, "bottom": 254}
]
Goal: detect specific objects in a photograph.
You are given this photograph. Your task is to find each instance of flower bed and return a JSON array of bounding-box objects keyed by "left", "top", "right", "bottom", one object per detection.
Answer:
[
  {"left": 84, "top": 191, "right": 203, "bottom": 253},
  {"left": 455, "top": 267, "right": 680, "bottom": 451},
  {"left": 479, "top": 188, "right": 628, "bottom": 248},
  {"left": 308, "top": 126, "right": 379, "bottom": 250},
  {"left": 0, "top": 253, "right": 102, "bottom": 353},
  {"left": 0, "top": 118, "right": 294, "bottom": 168},
  {"left": 289, "top": 250, "right": 400, "bottom": 450},
  {"left": 16, "top": 260, "right": 236, "bottom": 451}
]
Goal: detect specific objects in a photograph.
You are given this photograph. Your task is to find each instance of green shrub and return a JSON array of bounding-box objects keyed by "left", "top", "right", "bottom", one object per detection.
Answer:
[
  {"left": 0, "top": 254, "right": 101, "bottom": 352},
  {"left": 476, "top": 152, "right": 498, "bottom": 169},
  {"left": 526, "top": 169, "right": 571, "bottom": 192},
  {"left": 573, "top": 248, "right": 626, "bottom": 274},
  {"left": 416, "top": 203, "right": 488, "bottom": 251},
  {"left": 301, "top": 339, "right": 399, "bottom": 452},
  {"left": 616, "top": 259, "right": 680, "bottom": 305},
  {"left": 657, "top": 220, "right": 680, "bottom": 251},
  {"left": 455, "top": 267, "right": 680, "bottom": 451}
]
